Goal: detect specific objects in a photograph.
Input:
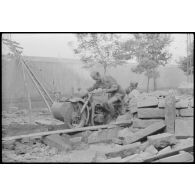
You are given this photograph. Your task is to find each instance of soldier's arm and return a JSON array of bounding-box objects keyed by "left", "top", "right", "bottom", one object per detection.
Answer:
[
  {"left": 87, "top": 83, "right": 99, "bottom": 92},
  {"left": 105, "top": 84, "right": 118, "bottom": 93}
]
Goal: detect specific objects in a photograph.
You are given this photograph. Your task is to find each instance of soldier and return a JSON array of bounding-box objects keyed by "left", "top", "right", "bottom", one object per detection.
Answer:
[{"left": 88, "top": 71, "right": 125, "bottom": 117}]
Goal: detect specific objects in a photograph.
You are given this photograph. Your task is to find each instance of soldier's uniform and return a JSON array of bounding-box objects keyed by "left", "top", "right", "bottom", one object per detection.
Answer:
[{"left": 88, "top": 75, "right": 125, "bottom": 116}]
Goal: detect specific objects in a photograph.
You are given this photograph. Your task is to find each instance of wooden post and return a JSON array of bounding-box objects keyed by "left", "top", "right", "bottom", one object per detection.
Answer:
[
  {"left": 21, "top": 60, "right": 32, "bottom": 123},
  {"left": 165, "top": 90, "right": 176, "bottom": 134}
]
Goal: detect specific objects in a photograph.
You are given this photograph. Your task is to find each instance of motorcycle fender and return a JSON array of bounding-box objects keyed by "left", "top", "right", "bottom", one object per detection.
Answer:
[{"left": 67, "top": 97, "right": 85, "bottom": 103}]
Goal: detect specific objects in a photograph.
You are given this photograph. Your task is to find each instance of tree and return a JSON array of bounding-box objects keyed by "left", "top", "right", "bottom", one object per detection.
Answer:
[
  {"left": 73, "top": 33, "right": 128, "bottom": 74},
  {"left": 119, "top": 34, "right": 172, "bottom": 91},
  {"left": 178, "top": 42, "right": 194, "bottom": 81}
]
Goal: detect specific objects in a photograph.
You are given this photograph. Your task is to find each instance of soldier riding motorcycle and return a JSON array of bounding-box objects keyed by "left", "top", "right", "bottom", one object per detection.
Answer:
[{"left": 51, "top": 71, "right": 125, "bottom": 128}]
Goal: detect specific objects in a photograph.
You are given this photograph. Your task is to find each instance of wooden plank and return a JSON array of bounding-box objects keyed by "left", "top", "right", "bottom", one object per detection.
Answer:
[
  {"left": 2, "top": 121, "right": 132, "bottom": 142},
  {"left": 164, "top": 92, "right": 176, "bottom": 133}
]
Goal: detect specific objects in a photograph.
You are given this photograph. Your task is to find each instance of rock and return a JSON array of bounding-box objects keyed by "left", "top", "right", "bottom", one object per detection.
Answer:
[
  {"left": 132, "top": 119, "right": 163, "bottom": 129},
  {"left": 154, "top": 151, "right": 194, "bottom": 162},
  {"left": 2, "top": 140, "right": 15, "bottom": 150},
  {"left": 138, "top": 108, "right": 165, "bottom": 119},
  {"left": 124, "top": 121, "right": 165, "bottom": 145},
  {"left": 118, "top": 128, "right": 134, "bottom": 139},
  {"left": 137, "top": 96, "right": 158, "bottom": 108},
  {"left": 104, "top": 142, "right": 142, "bottom": 159},
  {"left": 175, "top": 118, "right": 193, "bottom": 138},
  {"left": 144, "top": 145, "right": 158, "bottom": 155},
  {"left": 180, "top": 108, "right": 193, "bottom": 117},
  {"left": 158, "top": 146, "right": 172, "bottom": 155},
  {"left": 43, "top": 134, "right": 72, "bottom": 151},
  {"left": 147, "top": 133, "right": 177, "bottom": 149}
]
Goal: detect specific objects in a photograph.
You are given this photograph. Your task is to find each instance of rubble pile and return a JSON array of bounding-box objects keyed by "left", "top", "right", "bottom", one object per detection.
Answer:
[{"left": 2, "top": 91, "right": 194, "bottom": 163}]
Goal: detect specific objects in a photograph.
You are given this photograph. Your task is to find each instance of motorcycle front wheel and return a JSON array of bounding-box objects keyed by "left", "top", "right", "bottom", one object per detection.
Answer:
[{"left": 63, "top": 102, "right": 88, "bottom": 129}]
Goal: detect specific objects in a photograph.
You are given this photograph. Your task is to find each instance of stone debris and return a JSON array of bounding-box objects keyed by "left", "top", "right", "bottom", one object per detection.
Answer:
[
  {"left": 138, "top": 108, "right": 165, "bottom": 119},
  {"left": 123, "top": 121, "right": 165, "bottom": 145},
  {"left": 137, "top": 96, "right": 158, "bottom": 108},
  {"left": 180, "top": 108, "right": 194, "bottom": 117},
  {"left": 147, "top": 133, "right": 177, "bottom": 149},
  {"left": 175, "top": 118, "right": 193, "bottom": 138},
  {"left": 2, "top": 90, "right": 194, "bottom": 163}
]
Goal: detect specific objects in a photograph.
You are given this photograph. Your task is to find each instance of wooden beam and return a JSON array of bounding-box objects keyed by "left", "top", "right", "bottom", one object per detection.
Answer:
[{"left": 2, "top": 121, "right": 132, "bottom": 142}]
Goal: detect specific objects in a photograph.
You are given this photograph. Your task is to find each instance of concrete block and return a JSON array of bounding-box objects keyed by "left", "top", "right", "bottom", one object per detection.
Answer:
[
  {"left": 180, "top": 108, "right": 194, "bottom": 117},
  {"left": 154, "top": 151, "right": 194, "bottom": 162},
  {"left": 158, "top": 146, "right": 172, "bottom": 155},
  {"left": 118, "top": 128, "right": 134, "bottom": 139},
  {"left": 112, "top": 138, "right": 123, "bottom": 145},
  {"left": 144, "top": 145, "right": 158, "bottom": 155},
  {"left": 43, "top": 134, "right": 72, "bottom": 151},
  {"left": 158, "top": 98, "right": 165, "bottom": 108},
  {"left": 175, "top": 99, "right": 189, "bottom": 108},
  {"left": 124, "top": 121, "right": 165, "bottom": 144},
  {"left": 138, "top": 108, "right": 165, "bottom": 119},
  {"left": 137, "top": 96, "right": 158, "bottom": 108},
  {"left": 105, "top": 142, "right": 141, "bottom": 158},
  {"left": 172, "top": 138, "right": 194, "bottom": 150},
  {"left": 147, "top": 133, "right": 177, "bottom": 149},
  {"left": 175, "top": 118, "right": 193, "bottom": 138},
  {"left": 132, "top": 119, "right": 163, "bottom": 129},
  {"left": 88, "top": 128, "right": 119, "bottom": 144}
]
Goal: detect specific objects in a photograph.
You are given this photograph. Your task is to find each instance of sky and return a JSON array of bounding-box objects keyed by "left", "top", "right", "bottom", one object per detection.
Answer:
[{"left": 2, "top": 33, "right": 192, "bottom": 64}]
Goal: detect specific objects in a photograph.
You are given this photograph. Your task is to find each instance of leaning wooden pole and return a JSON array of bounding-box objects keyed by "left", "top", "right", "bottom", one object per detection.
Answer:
[
  {"left": 23, "top": 62, "right": 52, "bottom": 113},
  {"left": 2, "top": 121, "right": 132, "bottom": 142},
  {"left": 21, "top": 59, "right": 32, "bottom": 123}
]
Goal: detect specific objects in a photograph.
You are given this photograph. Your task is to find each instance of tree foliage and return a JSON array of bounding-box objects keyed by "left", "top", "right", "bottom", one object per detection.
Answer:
[
  {"left": 119, "top": 34, "right": 172, "bottom": 91},
  {"left": 74, "top": 33, "right": 129, "bottom": 74},
  {"left": 178, "top": 43, "right": 194, "bottom": 75}
]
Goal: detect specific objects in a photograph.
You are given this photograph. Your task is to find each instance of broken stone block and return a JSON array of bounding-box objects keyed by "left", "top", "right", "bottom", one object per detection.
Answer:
[
  {"left": 154, "top": 151, "right": 194, "bottom": 162},
  {"left": 118, "top": 128, "right": 134, "bottom": 139},
  {"left": 105, "top": 142, "right": 141, "bottom": 159},
  {"left": 124, "top": 121, "right": 165, "bottom": 144},
  {"left": 70, "top": 136, "right": 82, "bottom": 144},
  {"left": 158, "top": 99, "right": 165, "bottom": 108},
  {"left": 132, "top": 119, "right": 163, "bottom": 129},
  {"left": 175, "top": 118, "right": 193, "bottom": 138},
  {"left": 112, "top": 138, "right": 123, "bottom": 145},
  {"left": 158, "top": 146, "right": 172, "bottom": 155},
  {"left": 172, "top": 138, "right": 193, "bottom": 150},
  {"left": 137, "top": 96, "right": 158, "bottom": 108},
  {"left": 180, "top": 108, "right": 194, "bottom": 117},
  {"left": 88, "top": 128, "right": 119, "bottom": 144},
  {"left": 43, "top": 134, "right": 72, "bottom": 151},
  {"left": 190, "top": 98, "right": 194, "bottom": 107},
  {"left": 147, "top": 133, "right": 177, "bottom": 149},
  {"left": 175, "top": 99, "right": 189, "bottom": 108},
  {"left": 144, "top": 145, "right": 158, "bottom": 155},
  {"left": 138, "top": 108, "right": 165, "bottom": 119},
  {"left": 120, "top": 154, "right": 142, "bottom": 162}
]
